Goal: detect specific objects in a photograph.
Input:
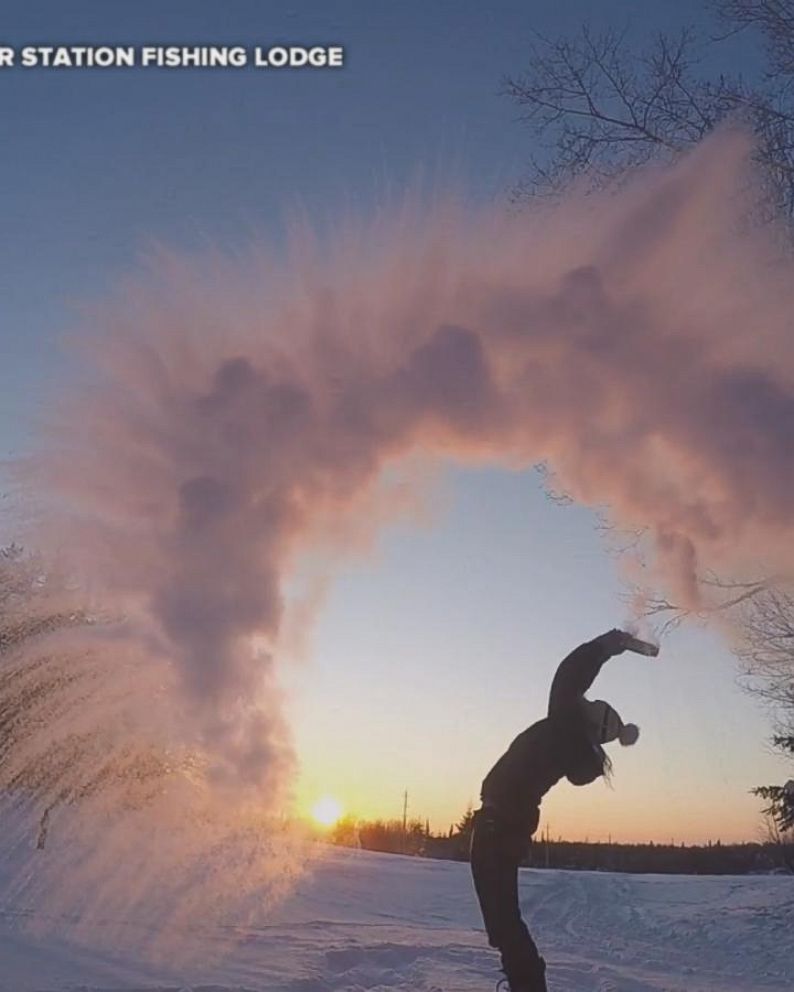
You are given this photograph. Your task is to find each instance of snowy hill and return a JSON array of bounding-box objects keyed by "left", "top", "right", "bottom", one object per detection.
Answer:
[{"left": 1, "top": 845, "right": 792, "bottom": 992}]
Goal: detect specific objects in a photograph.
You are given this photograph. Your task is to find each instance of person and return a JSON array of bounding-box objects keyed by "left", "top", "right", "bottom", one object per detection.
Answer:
[{"left": 470, "top": 629, "right": 645, "bottom": 992}]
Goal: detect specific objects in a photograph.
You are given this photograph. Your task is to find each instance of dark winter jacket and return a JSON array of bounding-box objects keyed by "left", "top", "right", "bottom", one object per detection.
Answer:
[{"left": 479, "top": 635, "right": 617, "bottom": 836}]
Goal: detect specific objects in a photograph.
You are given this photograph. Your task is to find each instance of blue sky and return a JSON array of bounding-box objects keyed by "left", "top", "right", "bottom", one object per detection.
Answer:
[{"left": 0, "top": 1, "right": 787, "bottom": 841}]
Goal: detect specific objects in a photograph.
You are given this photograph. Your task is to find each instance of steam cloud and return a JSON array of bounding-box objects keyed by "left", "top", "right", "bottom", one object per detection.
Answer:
[{"left": 2, "top": 129, "right": 794, "bottom": 939}]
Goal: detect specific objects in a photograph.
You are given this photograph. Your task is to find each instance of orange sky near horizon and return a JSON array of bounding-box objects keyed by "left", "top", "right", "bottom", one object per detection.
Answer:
[{"left": 284, "top": 469, "right": 790, "bottom": 849}]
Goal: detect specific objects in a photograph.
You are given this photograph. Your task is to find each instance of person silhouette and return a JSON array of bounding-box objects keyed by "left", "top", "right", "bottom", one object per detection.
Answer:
[{"left": 470, "top": 628, "right": 649, "bottom": 992}]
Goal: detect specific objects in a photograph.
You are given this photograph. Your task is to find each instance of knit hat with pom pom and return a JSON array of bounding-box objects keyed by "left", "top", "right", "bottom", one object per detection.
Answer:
[{"left": 583, "top": 699, "right": 640, "bottom": 747}]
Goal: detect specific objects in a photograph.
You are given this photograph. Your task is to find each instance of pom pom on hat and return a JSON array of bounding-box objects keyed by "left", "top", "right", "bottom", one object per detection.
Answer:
[{"left": 619, "top": 723, "right": 640, "bottom": 746}]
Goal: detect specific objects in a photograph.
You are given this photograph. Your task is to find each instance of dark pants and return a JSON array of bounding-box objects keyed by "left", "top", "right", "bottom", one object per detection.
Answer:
[{"left": 470, "top": 808, "right": 547, "bottom": 991}]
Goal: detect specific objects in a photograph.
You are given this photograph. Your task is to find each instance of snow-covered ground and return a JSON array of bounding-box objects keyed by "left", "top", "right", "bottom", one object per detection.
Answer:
[{"left": 2, "top": 845, "right": 792, "bottom": 992}]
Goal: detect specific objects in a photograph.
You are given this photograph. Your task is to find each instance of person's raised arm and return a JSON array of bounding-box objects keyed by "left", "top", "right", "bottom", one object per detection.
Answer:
[{"left": 547, "top": 629, "right": 630, "bottom": 716}]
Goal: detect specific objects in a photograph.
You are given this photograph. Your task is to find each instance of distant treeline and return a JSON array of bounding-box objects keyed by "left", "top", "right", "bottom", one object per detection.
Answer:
[
  {"left": 330, "top": 816, "right": 432, "bottom": 857},
  {"left": 327, "top": 814, "right": 794, "bottom": 875},
  {"left": 521, "top": 837, "right": 794, "bottom": 875}
]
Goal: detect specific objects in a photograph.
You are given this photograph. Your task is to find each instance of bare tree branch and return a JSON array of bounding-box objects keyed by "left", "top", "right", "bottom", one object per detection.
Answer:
[{"left": 505, "top": 17, "right": 794, "bottom": 216}]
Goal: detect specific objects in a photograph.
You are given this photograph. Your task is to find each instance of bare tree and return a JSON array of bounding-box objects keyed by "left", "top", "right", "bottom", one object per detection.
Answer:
[
  {"left": 504, "top": 5, "right": 794, "bottom": 218},
  {"left": 504, "top": 1, "right": 794, "bottom": 819},
  {"left": 735, "top": 588, "right": 794, "bottom": 835},
  {"left": 737, "top": 587, "right": 794, "bottom": 720},
  {"left": 716, "top": 2, "right": 794, "bottom": 80},
  {"left": 504, "top": 27, "right": 730, "bottom": 195}
]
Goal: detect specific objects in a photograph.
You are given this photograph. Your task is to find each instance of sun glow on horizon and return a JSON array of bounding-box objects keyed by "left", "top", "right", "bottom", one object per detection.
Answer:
[{"left": 311, "top": 795, "right": 344, "bottom": 828}]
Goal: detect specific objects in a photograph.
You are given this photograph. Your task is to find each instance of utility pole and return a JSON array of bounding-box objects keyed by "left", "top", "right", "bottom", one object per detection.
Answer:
[{"left": 402, "top": 789, "right": 408, "bottom": 854}]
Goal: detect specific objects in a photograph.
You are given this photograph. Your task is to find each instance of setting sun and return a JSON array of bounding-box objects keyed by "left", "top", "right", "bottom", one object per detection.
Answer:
[{"left": 311, "top": 795, "right": 343, "bottom": 828}]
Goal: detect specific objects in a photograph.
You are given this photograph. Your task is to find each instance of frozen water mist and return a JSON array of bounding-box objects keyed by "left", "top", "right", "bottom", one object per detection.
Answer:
[
  {"left": 0, "top": 548, "right": 307, "bottom": 959},
  {"left": 2, "top": 129, "right": 794, "bottom": 949}
]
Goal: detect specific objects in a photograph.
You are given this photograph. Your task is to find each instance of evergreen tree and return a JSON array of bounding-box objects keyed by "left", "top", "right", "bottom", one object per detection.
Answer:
[{"left": 753, "top": 736, "right": 794, "bottom": 833}]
